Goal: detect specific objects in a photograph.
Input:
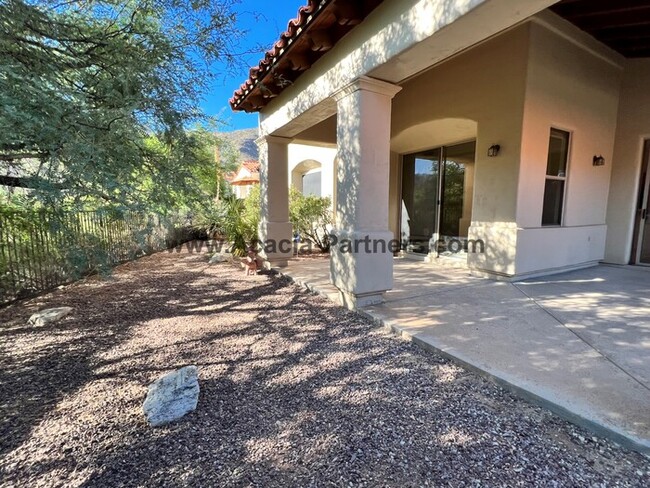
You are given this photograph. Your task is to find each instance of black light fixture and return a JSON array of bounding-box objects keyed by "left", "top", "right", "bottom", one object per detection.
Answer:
[
  {"left": 593, "top": 155, "right": 605, "bottom": 166},
  {"left": 487, "top": 144, "right": 500, "bottom": 157}
]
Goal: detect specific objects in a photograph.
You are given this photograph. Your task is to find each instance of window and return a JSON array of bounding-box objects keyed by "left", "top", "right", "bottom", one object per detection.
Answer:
[
  {"left": 302, "top": 170, "right": 322, "bottom": 197},
  {"left": 542, "top": 129, "right": 570, "bottom": 226}
]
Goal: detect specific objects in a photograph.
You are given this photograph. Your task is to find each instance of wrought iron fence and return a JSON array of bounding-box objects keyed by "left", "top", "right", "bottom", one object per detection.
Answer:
[{"left": 0, "top": 210, "right": 187, "bottom": 304}]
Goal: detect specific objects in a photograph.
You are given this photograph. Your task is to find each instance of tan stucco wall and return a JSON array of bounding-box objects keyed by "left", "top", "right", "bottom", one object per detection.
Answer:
[
  {"left": 515, "top": 18, "right": 623, "bottom": 275},
  {"left": 259, "top": 0, "right": 556, "bottom": 138},
  {"left": 389, "top": 15, "right": 627, "bottom": 277},
  {"left": 390, "top": 25, "right": 531, "bottom": 274},
  {"left": 287, "top": 143, "right": 336, "bottom": 200},
  {"left": 605, "top": 59, "right": 650, "bottom": 264},
  {"left": 255, "top": 1, "right": 644, "bottom": 279}
]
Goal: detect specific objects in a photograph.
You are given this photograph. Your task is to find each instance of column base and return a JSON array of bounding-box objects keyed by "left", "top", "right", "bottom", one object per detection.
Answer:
[
  {"left": 339, "top": 290, "right": 385, "bottom": 309},
  {"left": 260, "top": 221, "right": 293, "bottom": 267},
  {"left": 330, "top": 229, "right": 394, "bottom": 310}
]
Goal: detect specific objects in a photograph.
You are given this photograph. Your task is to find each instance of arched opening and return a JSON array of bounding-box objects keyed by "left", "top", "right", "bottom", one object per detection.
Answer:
[{"left": 291, "top": 159, "right": 323, "bottom": 197}]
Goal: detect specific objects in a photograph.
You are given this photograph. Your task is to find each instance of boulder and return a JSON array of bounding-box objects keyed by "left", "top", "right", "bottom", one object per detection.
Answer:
[
  {"left": 208, "top": 253, "right": 229, "bottom": 264},
  {"left": 143, "top": 366, "right": 199, "bottom": 427},
  {"left": 28, "top": 307, "right": 73, "bottom": 327}
]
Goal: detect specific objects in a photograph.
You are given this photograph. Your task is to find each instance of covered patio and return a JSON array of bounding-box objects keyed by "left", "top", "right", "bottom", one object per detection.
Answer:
[
  {"left": 230, "top": 0, "right": 650, "bottom": 455},
  {"left": 278, "top": 257, "right": 650, "bottom": 453}
]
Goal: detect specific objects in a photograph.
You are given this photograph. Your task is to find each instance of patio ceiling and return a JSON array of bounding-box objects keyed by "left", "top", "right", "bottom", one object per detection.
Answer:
[{"left": 550, "top": 0, "right": 650, "bottom": 58}]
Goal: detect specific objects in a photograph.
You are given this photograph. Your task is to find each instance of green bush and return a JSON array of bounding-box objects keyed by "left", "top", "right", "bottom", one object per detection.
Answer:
[
  {"left": 289, "top": 187, "right": 332, "bottom": 252},
  {"left": 219, "top": 186, "right": 261, "bottom": 256},
  {"left": 195, "top": 185, "right": 332, "bottom": 257}
]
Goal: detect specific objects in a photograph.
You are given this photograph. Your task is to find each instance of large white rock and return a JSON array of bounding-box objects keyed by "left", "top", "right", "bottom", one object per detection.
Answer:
[
  {"left": 143, "top": 366, "right": 199, "bottom": 427},
  {"left": 28, "top": 307, "right": 73, "bottom": 327},
  {"left": 208, "top": 253, "right": 230, "bottom": 264}
]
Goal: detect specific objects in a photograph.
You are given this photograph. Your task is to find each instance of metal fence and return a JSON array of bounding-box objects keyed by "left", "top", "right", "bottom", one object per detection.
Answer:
[{"left": 0, "top": 210, "right": 186, "bottom": 304}]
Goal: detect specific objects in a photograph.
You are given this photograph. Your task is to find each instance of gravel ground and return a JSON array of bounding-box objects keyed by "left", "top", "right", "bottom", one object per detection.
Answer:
[{"left": 0, "top": 247, "right": 648, "bottom": 487}]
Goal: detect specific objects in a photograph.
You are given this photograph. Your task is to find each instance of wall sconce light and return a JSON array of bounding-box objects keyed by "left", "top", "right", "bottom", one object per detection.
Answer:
[
  {"left": 487, "top": 144, "right": 500, "bottom": 157},
  {"left": 593, "top": 155, "right": 605, "bottom": 166}
]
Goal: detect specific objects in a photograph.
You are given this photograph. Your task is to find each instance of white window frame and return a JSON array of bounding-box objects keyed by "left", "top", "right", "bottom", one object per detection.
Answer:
[{"left": 542, "top": 127, "right": 572, "bottom": 227}]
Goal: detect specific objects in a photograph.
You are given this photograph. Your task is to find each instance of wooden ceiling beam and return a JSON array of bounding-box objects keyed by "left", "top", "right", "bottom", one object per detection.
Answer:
[
  {"left": 309, "top": 30, "right": 334, "bottom": 52},
  {"left": 332, "top": 3, "right": 363, "bottom": 26},
  {"left": 552, "top": 0, "right": 650, "bottom": 19},
  {"left": 288, "top": 54, "right": 313, "bottom": 71},
  {"left": 569, "top": 10, "right": 650, "bottom": 31}
]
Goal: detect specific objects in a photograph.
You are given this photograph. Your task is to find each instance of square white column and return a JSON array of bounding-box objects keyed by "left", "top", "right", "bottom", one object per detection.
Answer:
[
  {"left": 257, "top": 135, "right": 293, "bottom": 267},
  {"left": 331, "top": 77, "right": 402, "bottom": 308}
]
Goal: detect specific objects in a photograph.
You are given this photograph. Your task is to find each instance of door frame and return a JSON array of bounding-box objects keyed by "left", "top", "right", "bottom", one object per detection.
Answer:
[
  {"left": 630, "top": 139, "right": 650, "bottom": 265},
  {"left": 398, "top": 138, "right": 476, "bottom": 258}
]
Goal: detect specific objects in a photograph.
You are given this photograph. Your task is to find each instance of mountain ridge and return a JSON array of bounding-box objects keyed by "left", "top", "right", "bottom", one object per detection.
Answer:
[{"left": 217, "top": 127, "right": 259, "bottom": 162}]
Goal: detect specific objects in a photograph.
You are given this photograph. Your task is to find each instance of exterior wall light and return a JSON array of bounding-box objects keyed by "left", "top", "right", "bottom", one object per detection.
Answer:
[
  {"left": 487, "top": 144, "right": 500, "bottom": 157},
  {"left": 593, "top": 155, "right": 605, "bottom": 166}
]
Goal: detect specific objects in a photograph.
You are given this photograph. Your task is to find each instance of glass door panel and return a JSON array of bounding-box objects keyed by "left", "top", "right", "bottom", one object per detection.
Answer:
[
  {"left": 632, "top": 140, "right": 650, "bottom": 265},
  {"left": 401, "top": 149, "right": 440, "bottom": 254},
  {"left": 441, "top": 141, "right": 475, "bottom": 239},
  {"left": 401, "top": 141, "right": 476, "bottom": 256},
  {"left": 639, "top": 143, "right": 650, "bottom": 264}
]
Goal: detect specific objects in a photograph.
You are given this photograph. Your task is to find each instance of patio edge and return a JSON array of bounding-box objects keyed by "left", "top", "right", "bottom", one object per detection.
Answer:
[
  {"left": 275, "top": 266, "right": 650, "bottom": 457},
  {"left": 359, "top": 310, "right": 650, "bottom": 457}
]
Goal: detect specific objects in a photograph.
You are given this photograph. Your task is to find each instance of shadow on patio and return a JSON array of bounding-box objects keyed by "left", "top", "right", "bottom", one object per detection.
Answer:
[{"left": 280, "top": 256, "right": 650, "bottom": 454}]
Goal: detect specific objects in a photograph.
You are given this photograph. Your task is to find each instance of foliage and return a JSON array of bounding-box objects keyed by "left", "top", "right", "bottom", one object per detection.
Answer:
[
  {"left": 0, "top": 208, "right": 188, "bottom": 303},
  {"left": 192, "top": 202, "right": 228, "bottom": 239},
  {"left": 193, "top": 186, "right": 333, "bottom": 257},
  {"left": 289, "top": 187, "right": 332, "bottom": 252},
  {"left": 0, "top": 0, "right": 243, "bottom": 211},
  {"left": 218, "top": 185, "right": 260, "bottom": 256}
]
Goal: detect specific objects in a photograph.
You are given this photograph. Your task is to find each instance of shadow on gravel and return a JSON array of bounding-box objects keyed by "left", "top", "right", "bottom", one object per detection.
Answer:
[
  {"left": 1, "top": 251, "right": 647, "bottom": 487},
  {"left": 0, "top": 253, "right": 280, "bottom": 459},
  {"left": 77, "top": 300, "right": 449, "bottom": 487}
]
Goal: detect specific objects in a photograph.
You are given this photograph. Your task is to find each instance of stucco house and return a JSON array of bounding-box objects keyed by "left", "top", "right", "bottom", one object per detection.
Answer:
[
  {"left": 226, "top": 148, "right": 337, "bottom": 200},
  {"left": 231, "top": 0, "right": 650, "bottom": 308},
  {"left": 227, "top": 160, "right": 260, "bottom": 199}
]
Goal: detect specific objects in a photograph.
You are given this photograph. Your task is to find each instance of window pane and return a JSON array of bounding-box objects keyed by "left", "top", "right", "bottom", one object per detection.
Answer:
[
  {"left": 441, "top": 141, "right": 474, "bottom": 238},
  {"left": 546, "top": 129, "right": 569, "bottom": 177},
  {"left": 302, "top": 171, "right": 321, "bottom": 196},
  {"left": 542, "top": 179, "right": 565, "bottom": 226},
  {"left": 401, "top": 151, "right": 439, "bottom": 254}
]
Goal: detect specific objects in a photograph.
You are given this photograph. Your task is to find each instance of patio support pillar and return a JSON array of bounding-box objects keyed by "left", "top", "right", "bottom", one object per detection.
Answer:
[
  {"left": 257, "top": 135, "right": 293, "bottom": 267},
  {"left": 331, "top": 76, "right": 402, "bottom": 308}
]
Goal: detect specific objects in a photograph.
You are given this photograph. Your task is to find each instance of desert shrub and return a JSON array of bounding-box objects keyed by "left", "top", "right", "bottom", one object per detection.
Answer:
[
  {"left": 219, "top": 186, "right": 261, "bottom": 256},
  {"left": 289, "top": 187, "right": 332, "bottom": 252}
]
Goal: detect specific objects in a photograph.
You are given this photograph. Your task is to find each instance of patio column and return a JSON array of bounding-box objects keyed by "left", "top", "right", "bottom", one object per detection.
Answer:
[
  {"left": 331, "top": 76, "right": 402, "bottom": 308},
  {"left": 257, "top": 135, "right": 292, "bottom": 267}
]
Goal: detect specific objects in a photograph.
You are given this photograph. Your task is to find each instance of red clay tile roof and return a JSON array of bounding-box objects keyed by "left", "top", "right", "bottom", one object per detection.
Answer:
[
  {"left": 241, "top": 160, "right": 260, "bottom": 173},
  {"left": 229, "top": 160, "right": 260, "bottom": 186},
  {"left": 230, "top": 0, "right": 383, "bottom": 113}
]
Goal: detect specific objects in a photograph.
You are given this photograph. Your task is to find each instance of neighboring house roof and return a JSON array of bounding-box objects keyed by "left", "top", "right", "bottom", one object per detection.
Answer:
[
  {"left": 230, "top": 160, "right": 260, "bottom": 186},
  {"left": 230, "top": 0, "right": 383, "bottom": 113}
]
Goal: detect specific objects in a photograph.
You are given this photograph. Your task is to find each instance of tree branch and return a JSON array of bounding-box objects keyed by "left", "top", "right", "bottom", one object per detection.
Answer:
[{"left": 0, "top": 152, "right": 48, "bottom": 162}]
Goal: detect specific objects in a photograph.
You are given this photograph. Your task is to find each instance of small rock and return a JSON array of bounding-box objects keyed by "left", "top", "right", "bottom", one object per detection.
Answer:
[
  {"left": 143, "top": 366, "right": 199, "bottom": 427},
  {"left": 28, "top": 307, "right": 73, "bottom": 326},
  {"left": 208, "top": 253, "right": 229, "bottom": 264}
]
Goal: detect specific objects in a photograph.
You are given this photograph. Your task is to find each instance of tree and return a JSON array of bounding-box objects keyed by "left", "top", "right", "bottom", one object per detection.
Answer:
[{"left": 0, "top": 0, "right": 243, "bottom": 211}]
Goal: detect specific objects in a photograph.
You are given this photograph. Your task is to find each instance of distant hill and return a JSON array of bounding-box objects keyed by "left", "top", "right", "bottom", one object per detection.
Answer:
[{"left": 217, "top": 128, "right": 259, "bottom": 162}]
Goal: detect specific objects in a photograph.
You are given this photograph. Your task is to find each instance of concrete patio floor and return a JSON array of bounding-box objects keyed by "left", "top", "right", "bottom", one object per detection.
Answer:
[{"left": 278, "top": 257, "right": 650, "bottom": 454}]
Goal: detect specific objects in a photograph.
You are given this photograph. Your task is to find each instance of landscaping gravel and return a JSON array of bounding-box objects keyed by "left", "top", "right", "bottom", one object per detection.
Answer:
[{"left": 0, "top": 248, "right": 648, "bottom": 487}]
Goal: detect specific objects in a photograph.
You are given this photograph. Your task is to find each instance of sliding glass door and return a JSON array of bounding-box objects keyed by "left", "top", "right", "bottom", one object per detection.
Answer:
[
  {"left": 632, "top": 140, "right": 650, "bottom": 265},
  {"left": 400, "top": 141, "right": 475, "bottom": 255},
  {"left": 401, "top": 149, "right": 440, "bottom": 254}
]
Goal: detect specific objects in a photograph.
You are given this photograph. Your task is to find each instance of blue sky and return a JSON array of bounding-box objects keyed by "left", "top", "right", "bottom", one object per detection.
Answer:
[{"left": 203, "top": 0, "right": 307, "bottom": 132}]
